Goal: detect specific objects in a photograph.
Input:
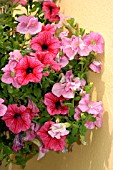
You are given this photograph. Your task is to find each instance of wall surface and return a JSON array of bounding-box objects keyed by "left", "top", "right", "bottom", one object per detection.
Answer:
[{"left": 1, "top": 0, "right": 113, "bottom": 170}]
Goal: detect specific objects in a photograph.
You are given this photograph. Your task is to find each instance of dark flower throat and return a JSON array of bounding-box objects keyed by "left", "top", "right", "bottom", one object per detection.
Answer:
[
  {"left": 55, "top": 101, "right": 61, "bottom": 109},
  {"left": 26, "top": 67, "right": 33, "bottom": 74},
  {"left": 14, "top": 113, "right": 21, "bottom": 119}
]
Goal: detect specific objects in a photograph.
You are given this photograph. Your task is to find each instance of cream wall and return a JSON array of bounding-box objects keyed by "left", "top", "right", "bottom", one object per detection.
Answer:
[{"left": 2, "top": 0, "right": 113, "bottom": 170}]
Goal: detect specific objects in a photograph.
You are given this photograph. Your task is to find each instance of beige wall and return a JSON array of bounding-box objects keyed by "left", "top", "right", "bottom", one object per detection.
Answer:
[{"left": 2, "top": 0, "right": 113, "bottom": 170}]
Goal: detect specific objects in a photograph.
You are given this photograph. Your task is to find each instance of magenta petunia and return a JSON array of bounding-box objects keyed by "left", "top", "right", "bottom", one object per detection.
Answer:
[
  {"left": 12, "top": 132, "right": 24, "bottom": 152},
  {"left": 0, "top": 98, "right": 7, "bottom": 117},
  {"left": 44, "top": 92, "right": 69, "bottom": 115},
  {"left": 16, "top": 15, "right": 42, "bottom": 35},
  {"left": 2, "top": 104, "right": 32, "bottom": 134},
  {"left": 31, "top": 31, "right": 60, "bottom": 59},
  {"left": 42, "top": 2, "right": 60, "bottom": 22},
  {"left": 37, "top": 121, "right": 67, "bottom": 151},
  {"left": 15, "top": 55, "right": 44, "bottom": 86},
  {"left": 42, "top": 24, "right": 56, "bottom": 34}
]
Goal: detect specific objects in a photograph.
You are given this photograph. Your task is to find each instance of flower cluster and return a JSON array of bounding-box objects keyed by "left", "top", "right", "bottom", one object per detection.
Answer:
[{"left": 0, "top": 0, "right": 104, "bottom": 169}]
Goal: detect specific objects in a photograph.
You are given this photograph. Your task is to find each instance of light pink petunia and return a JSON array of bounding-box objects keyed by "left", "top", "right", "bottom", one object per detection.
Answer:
[
  {"left": 37, "top": 121, "right": 67, "bottom": 151},
  {"left": 78, "top": 94, "right": 103, "bottom": 115},
  {"left": 9, "top": 50, "right": 23, "bottom": 62},
  {"left": 44, "top": 92, "right": 69, "bottom": 115},
  {"left": 83, "top": 32, "right": 104, "bottom": 53},
  {"left": 16, "top": 15, "right": 42, "bottom": 35},
  {"left": 0, "top": 98, "right": 7, "bottom": 116},
  {"left": 62, "top": 36, "right": 90, "bottom": 60},
  {"left": 52, "top": 71, "right": 86, "bottom": 99},
  {"left": 89, "top": 61, "right": 102, "bottom": 73},
  {"left": 1, "top": 60, "right": 21, "bottom": 88},
  {"left": 48, "top": 123, "right": 69, "bottom": 139}
]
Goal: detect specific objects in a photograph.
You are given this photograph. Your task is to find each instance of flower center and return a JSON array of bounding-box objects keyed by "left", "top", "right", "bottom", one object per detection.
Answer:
[
  {"left": 42, "top": 44, "right": 48, "bottom": 51},
  {"left": 11, "top": 71, "right": 15, "bottom": 77},
  {"left": 88, "top": 104, "right": 93, "bottom": 108},
  {"left": 55, "top": 101, "right": 61, "bottom": 109},
  {"left": 91, "top": 40, "right": 96, "bottom": 45},
  {"left": 14, "top": 113, "right": 21, "bottom": 119},
  {"left": 49, "top": 6, "right": 53, "bottom": 14},
  {"left": 26, "top": 67, "right": 33, "bottom": 74}
]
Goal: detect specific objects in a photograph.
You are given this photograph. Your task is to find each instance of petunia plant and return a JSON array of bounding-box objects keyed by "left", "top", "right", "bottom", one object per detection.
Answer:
[{"left": 0, "top": 0, "right": 104, "bottom": 169}]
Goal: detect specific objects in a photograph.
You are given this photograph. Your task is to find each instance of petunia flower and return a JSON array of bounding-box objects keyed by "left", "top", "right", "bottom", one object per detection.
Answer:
[
  {"left": 62, "top": 36, "right": 90, "bottom": 60},
  {"left": 0, "top": 98, "right": 7, "bottom": 117},
  {"left": 25, "top": 123, "right": 40, "bottom": 141},
  {"left": 37, "top": 121, "right": 67, "bottom": 151},
  {"left": 9, "top": 50, "right": 23, "bottom": 62},
  {"left": 2, "top": 104, "right": 32, "bottom": 134},
  {"left": 27, "top": 98, "right": 39, "bottom": 120},
  {"left": 1, "top": 60, "right": 21, "bottom": 88},
  {"left": 44, "top": 92, "right": 69, "bottom": 115},
  {"left": 83, "top": 32, "right": 104, "bottom": 53},
  {"left": 78, "top": 94, "right": 103, "bottom": 115},
  {"left": 85, "top": 107, "right": 104, "bottom": 129},
  {"left": 42, "top": 24, "right": 56, "bottom": 34},
  {"left": 10, "top": 0, "right": 27, "bottom": 6},
  {"left": 15, "top": 55, "right": 44, "bottom": 86},
  {"left": 52, "top": 71, "right": 86, "bottom": 99},
  {"left": 89, "top": 61, "right": 102, "bottom": 73},
  {"left": 16, "top": 15, "right": 42, "bottom": 35},
  {"left": 42, "top": 1, "right": 60, "bottom": 22},
  {"left": 31, "top": 31, "right": 60, "bottom": 59},
  {"left": 48, "top": 123, "right": 69, "bottom": 139},
  {"left": 12, "top": 132, "right": 24, "bottom": 152},
  {"left": 74, "top": 107, "right": 82, "bottom": 120}
]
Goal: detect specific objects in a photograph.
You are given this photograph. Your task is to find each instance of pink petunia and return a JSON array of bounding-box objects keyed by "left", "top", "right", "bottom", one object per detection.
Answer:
[
  {"left": 9, "top": 50, "right": 23, "bottom": 62},
  {"left": 31, "top": 31, "right": 60, "bottom": 59},
  {"left": 44, "top": 92, "right": 69, "bottom": 115},
  {"left": 12, "top": 132, "right": 24, "bottom": 152},
  {"left": 25, "top": 123, "right": 40, "bottom": 141},
  {"left": 74, "top": 107, "right": 82, "bottom": 120},
  {"left": 10, "top": 0, "right": 27, "bottom": 6},
  {"left": 52, "top": 71, "right": 86, "bottom": 99},
  {"left": 55, "top": 54, "right": 69, "bottom": 68},
  {"left": 85, "top": 107, "right": 104, "bottom": 129},
  {"left": 42, "top": 1, "right": 60, "bottom": 22},
  {"left": 0, "top": 98, "right": 7, "bottom": 116},
  {"left": 62, "top": 36, "right": 90, "bottom": 60},
  {"left": 78, "top": 94, "right": 103, "bottom": 115},
  {"left": 16, "top": 15, "right": 42, "bottom": 35},
  {"left": 37, "top": 121, "right": 67, "bottom": 151},
  {"left": 89, "top": 61, "right": 102, "bottom": 73},
  {"left": 2, "top": 104, "right": 32, "bottom": 134},
  {"left": 27, "top": 98, "right": 39, "bottom": 120},
  {"left": 83, "top": 32, "right": 104, "bottom": 53},
  {"left": 15, "top": 55, "right": 44, "bottom": 86},
  {"left": 1, "top": 60, "right": 21, "bottom": 88}
]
